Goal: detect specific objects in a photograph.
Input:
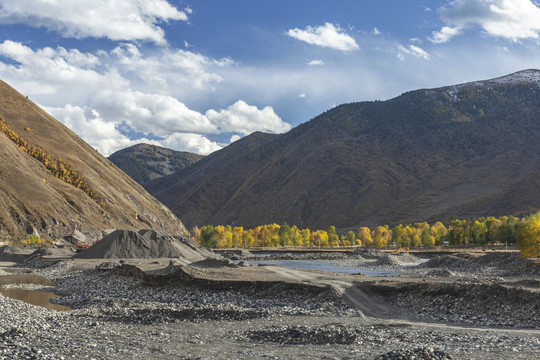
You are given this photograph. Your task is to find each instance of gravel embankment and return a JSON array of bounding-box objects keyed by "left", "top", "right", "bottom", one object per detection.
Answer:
[{"left": 1, "top": 256, "right": 540, "bottom": 359}]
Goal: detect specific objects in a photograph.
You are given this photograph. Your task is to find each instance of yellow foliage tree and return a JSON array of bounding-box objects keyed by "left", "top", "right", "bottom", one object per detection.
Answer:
[
  {"left": 357, "top": 227, "right": 373, "bottom": 248},
  {"left": 517, "top": 211, "right": 540, "bottom": 260}
]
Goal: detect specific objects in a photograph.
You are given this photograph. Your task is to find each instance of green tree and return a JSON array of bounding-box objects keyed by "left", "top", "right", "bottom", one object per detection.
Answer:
[
  {"left": 200, "top": 225, "right": 217, "bottom": 248},
  {"left": 279, "top": 223, "right": 293, "bottom": 246},
  {"left": 346, "top": 230, "right": 356, "bottom": 246},
  {"left": 327, "top": 226, "right": 340, "bottom": 247}
]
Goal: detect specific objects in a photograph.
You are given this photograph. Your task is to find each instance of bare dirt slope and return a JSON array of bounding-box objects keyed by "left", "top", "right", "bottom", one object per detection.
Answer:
[{"left": 0, "top": 80, "right": 186, "bottom": 241}]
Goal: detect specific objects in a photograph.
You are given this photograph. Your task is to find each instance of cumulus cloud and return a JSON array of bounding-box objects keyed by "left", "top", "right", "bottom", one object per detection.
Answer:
[
  {"left": 0, "top": 0, "right": 188, "bottom": 44},
  {"left": 286, "top": 23, "right": 359, "bottom": 51},
  {"left": 205, "top": 101, "right": 291, "bottom": 136},
  {"left": 161, "top": 133, "right": 222, "bottom": 155},
  {"left": 94, "top": 90, "right": 219, "bottom": 137},
  {"left": 432, "top": 0, "right": 540, "bottom": 43},
  {"left": 44, "top": 104, "right": 159, "bottom": 156},
  {"left": 110, "top": 43, "right": 232, "bottom": 91},
  {"left": 0, "top": 40, "right": 291, "bottom": 155}
]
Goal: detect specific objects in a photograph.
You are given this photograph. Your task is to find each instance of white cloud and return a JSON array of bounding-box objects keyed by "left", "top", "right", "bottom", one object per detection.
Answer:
[
  {"left": 373, "top": 27, "right": 382, "bottom": 35},
  {"left": 429, "top": 26, "right": 462, "bottom": 43},
  {"left": 110, "top": 43, "right": 232, "bottom": 92},
  {"left": 433, "top": 0, "right": 540, "bottom": 42},
  {"left": 286, "top": 23, "right": 359, "bottom": 51},
  {"left": 308, "top": 59, "right": 325, "bottom": 66},
  {"left": 0, "top": 40, "right": 291, "bottom": 155},
  {"left": 44, "top": 104, "right": 159, "bottom": 156},
  {"left": 229, "top": 134, "right": 241, "bottom": 143},
  {"left": 298, "top": 93, "right": 307, "bottom": 98},
  {"left": 397, "top": 44, "right": 431, "bottom": 60},
  {"left": 409, "top": 45, "right": 431, "bottom": 60},
  {"left": 94, "top": 90, "right": 219, "bottom": 137},
  {"left": 161, "top": 133, "right": 222, "bottom": 155},
  {"left": 205, "top": 101, "right": 291, "bottom": 136},
  {"left": 0, "top": 0, "right": 188, "bottom": 44}
]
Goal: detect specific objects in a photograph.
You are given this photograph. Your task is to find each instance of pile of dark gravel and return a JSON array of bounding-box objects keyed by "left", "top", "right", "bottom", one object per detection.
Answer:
[
  {"left": 375, "top": 347, "right": 454, "bottom": 360},
  {"left": 244, "top": 324, "right": 359, "bottom": 345}
]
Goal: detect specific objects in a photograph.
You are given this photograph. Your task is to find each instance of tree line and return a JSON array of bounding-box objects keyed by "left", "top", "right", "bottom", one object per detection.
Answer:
[
  {"left": 192, "top": 215, "right": 524, "bottom": 250},
  {"left": 0, "top": 118, "right": 104, "bottom": 207}
]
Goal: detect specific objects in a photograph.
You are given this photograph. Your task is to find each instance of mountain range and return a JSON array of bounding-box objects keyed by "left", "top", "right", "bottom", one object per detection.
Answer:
[
  {"left": 145, "top": 69, "right": 540, "bottom": 231},
  {"left": 108, "top": 144, "right": 203, "bottom": 186},
  {"left": 0, "top": 80, "right": 187, "bottom": 241}
]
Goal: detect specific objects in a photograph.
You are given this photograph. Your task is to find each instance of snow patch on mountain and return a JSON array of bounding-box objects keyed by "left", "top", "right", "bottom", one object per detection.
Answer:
[{"left": 444, "top": 69, "right": 540, "bottom": 102}]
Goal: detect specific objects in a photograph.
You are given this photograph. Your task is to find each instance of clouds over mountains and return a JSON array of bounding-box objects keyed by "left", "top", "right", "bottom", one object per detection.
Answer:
[
  {"left": 0, "top": 0, "right": 539, "bottom": 155},
  {"left": 0, "top": 1, "right": 291, "bottom": 156},
  {"left": 431, "top": 0, "right": 540, "bottom": 43}
]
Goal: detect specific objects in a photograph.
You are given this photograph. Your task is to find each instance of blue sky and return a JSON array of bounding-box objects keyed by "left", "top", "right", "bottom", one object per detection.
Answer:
[{"left": 1, "top": 0, "right": 540, "bottom": 155}]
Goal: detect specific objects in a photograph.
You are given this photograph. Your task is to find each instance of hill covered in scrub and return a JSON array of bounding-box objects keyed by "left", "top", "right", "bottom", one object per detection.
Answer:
[
  {"left": 108, "top": 143, "right": 203, "bottom": 186},
  {"left": 0, "top": 80, "right": 187, "bottom": 241},
  {"left": 146, "top": 69, "right": 540, "bottom": 230}
]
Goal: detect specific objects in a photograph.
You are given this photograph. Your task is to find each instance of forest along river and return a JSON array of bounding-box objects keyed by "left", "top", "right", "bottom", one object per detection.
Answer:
[
  {"left": 0, "top": 271, "right": 70, "bottom": 311},
  {"left": 236, "top": 260, "right": 400, "bottom": 276}
]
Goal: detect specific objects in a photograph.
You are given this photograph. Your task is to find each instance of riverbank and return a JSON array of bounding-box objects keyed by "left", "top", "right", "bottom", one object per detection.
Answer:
[{"left": 1, "top": 251, "right": 539, "bottom": 359}]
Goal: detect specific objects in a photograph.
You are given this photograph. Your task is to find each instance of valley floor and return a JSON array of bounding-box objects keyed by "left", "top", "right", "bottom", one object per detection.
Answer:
[{"left": 1, "top": 251, "right": 540, "bottom": 360}]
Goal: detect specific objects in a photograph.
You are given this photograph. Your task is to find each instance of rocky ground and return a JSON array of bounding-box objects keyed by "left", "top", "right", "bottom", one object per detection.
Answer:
[{"left": 0, "top": 250, "right": 539, "bottom": 359}]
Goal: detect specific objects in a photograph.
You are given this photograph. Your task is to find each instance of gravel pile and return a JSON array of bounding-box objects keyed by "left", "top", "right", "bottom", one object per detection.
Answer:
[
  {"left": 418, "top": 256, "right": 469, "bottom": 270},
  {"left": 0, "top": 327, "right": 58, "bottom": 360},
  {"left": 375, "top": 347, "right": 454, "bottom": 360},
  {"left": 244, "top": 324, "right": 359, "bottom": 345},
  {"left": 424, "top": 269, "right": 455, "bottom": 278},
  {"left": 418, "top": 252, "right": 540, "bottom": 276},
  {"left": 49, "top": 265, "right": 360, "bottom": 320},
  {"left": 360, "top": 281, "right": 540, "bottom": 328},
  {"left": 0, "top": 245, "right": 31, "bottom": 262},
  {"left": 73, "top": 229, "right": 212, "bottom": 261},
  {"left": 2, "top": 257, "right": 540, "bottom": 359}
]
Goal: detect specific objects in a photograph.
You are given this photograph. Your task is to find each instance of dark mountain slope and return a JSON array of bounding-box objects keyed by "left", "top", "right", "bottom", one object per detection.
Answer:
[
  {"left": 147, "top": 70, "right": 540, "bottom": 230},
  {"left": 0, "top": 80, "right": 186, "bottom": 240},
  {"left": 108, "top": 143, "right": 203, "bottom": 186}
]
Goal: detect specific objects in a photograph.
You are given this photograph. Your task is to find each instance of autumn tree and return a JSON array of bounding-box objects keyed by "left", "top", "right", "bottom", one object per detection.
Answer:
[
  {"left": 357, "top": 227, "right": 373, "bottom": 248},
  {"left": 517, "top": 211, "right": 540, "bottom": 260},
  {"left": 191, "top": 226, "right": 201, "bottom": 244},
  {"left": 372, "top": 225, "right": 391, "bottom": 249},
  {"left": 327, "top": 226, "right": 340, "bottom": 247},
  {"left": 291, "top": 225, "right": 303, "bottom": 247},
  {"left": 242, "top": 229, "right": 254, "bottom": 248},
  {"left": 231, "top": 227, "right": 244, "bottom": 248},
  {"left": 311, "top": 230, "right": 329, "bottom": 248},
  {"left": 300, "top": 228, "right": 311, "bottom": 247}
]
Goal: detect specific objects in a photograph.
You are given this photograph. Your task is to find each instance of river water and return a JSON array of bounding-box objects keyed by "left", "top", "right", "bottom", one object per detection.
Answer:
[
  {"left": 0, "top": 272, "right": 70, "bottom": 311},
  {"left": 239, "top": 259, "right": 401, "bottom": 276}
]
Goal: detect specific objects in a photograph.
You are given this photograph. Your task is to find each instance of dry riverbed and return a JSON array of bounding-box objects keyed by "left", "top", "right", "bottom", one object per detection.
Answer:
[{"left": 1, "top": 250, "right": 540, "bottom": 359}]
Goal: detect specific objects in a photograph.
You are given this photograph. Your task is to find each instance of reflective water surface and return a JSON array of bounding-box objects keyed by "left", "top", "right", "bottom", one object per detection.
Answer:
[
  {"left": 241, "top": 260, "right": 400, "bottom": 276},
  {"left": 0, "top": 273, "right": 71, "bottom": 311}
]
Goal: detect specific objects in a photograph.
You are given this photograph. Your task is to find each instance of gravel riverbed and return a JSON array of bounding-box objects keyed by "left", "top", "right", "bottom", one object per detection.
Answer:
[{"left": 1, "top": 255, "right": 540, "bottom": 359}]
